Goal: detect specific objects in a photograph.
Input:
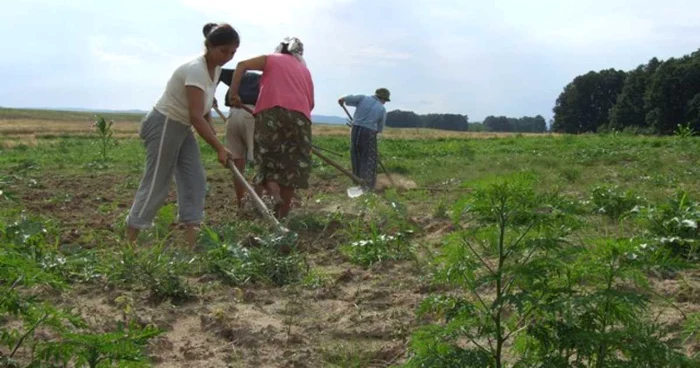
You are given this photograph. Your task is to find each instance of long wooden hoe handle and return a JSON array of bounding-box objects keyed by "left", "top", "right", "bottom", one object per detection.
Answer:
[
  {"left": 214, "top": 106, "right": 287, "bottom": 233},
  {"left": 226, "top": 159, "right": 288, "bottom": 234},
  {"left": 214, "top": 106, "right": 228, "bottom": 122},
  {"left": 310, "top": 147, "right": 365, "bottom": 186}
]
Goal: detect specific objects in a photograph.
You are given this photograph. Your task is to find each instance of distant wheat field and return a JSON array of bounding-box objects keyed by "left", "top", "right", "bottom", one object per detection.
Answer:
[{"left": 0, "top": 107, "right": 558, "bottom": 146}]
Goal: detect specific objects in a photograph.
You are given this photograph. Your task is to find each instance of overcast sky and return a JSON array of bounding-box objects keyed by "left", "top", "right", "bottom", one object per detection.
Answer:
[{"left": 1, "top": 0, "right": 698, "bottom": 121}]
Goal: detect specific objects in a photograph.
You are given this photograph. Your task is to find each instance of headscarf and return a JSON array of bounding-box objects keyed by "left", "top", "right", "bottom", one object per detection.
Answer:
[{"left": 275, "top": 37, "right": 306, "bottom": 66}]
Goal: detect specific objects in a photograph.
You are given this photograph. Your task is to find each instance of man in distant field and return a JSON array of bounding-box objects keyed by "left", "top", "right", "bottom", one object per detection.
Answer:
[{"left": 338, "top": 88, "right": 390, "bottom": 191}]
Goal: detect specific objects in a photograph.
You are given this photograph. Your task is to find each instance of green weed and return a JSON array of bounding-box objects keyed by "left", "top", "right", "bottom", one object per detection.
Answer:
[
  {"left": 0, "top": 217, "right": 163, "bottom": 367},
  {"left": 320, "top": 342, "right": 376, "bottom": 368},
  {"left": 99, "top": 244, "right": 196, "bottom": 303},
  {"left": 516, "top": 237, "right": 694, "bottom": 368},
  {"left": 341, "top": 223, "right": 414, "bottom": 268},
  {"left": 675, "top": 122, "right": 696, "bottom": 139},
  {"left": 201, "top": 228, "right": 307, "bottom": 286},
  {"left": 640, "top": 190, "right": 699, "bottom": 259},
  {"left": 302, "top": 268, "right": 333, "bottom": 289},
  {"left": 590, "top": 185, "right": 645, "bottom": 220}
]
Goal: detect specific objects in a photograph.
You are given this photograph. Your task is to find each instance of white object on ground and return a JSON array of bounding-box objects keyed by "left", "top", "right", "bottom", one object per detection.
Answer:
[{"left": 347, "top": 186, "right": 365, "bottom": 198}]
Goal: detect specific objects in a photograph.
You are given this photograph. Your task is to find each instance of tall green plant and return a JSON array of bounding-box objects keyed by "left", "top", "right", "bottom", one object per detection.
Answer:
[
  {"left": 516, "top": 237, "right": 695, "bottom": 368},
  {"left": 93, "top": 115, "right": 114, "bottom": 162},
  {"left": 404, "top": 178, "right": 696, "bottom": 367},
  {"left": 405, "top": 176, "right": 577, "bottom": 368}
]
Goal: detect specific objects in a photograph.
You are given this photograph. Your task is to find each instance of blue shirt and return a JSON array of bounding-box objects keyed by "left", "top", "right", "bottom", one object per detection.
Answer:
[{"left": 342, "top": 94, "right": 387, "bottom": 133}]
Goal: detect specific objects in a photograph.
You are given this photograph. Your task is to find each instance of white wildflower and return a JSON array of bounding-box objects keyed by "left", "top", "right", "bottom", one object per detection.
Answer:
[{"left": 682, "top": 219, "right": 697, "bottom": 229}]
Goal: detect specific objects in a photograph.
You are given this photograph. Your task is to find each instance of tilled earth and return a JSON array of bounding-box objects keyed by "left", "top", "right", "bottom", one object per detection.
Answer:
[
  {"left": 6, "top": 169, "right": 454, "bottom": 367},
  {"left": 5, "top": 169, "right": 700, "bottom": 367}
]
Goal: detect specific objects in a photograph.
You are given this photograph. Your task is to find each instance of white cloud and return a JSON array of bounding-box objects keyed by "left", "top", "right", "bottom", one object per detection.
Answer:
[
  {"left": 349, "top": 47, "right": 412, "bottom": 61},
  {"left": 180, "top": 0, "right": 352, "bottom": 30},
  {"left": 392, "top": 92, "right": 459, "bottom": 116},
  {"left": 180, "top": 0, "right": 412, "bottom": 69},
  {"left": 119, "top": 37, "right": 177, "bottom": 59},
  {"left": 89, "top": 37, "right": 142, "bottom": 66}
]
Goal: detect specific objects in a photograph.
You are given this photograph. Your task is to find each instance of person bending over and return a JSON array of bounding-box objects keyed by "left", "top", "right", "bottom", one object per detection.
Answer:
[
  {"left": 338, "top": 87, "right": 391, "bottom": 191},
  {"left": 229, "top": 37, "right": 314, "bottom": 219},
  {"left": 125, "top": 23, "right": 238, "bottom": 247}
]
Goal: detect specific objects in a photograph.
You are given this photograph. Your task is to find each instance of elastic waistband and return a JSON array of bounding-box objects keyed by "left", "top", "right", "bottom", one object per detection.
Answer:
[{"left": 151, "top": 107, "right": 190, "bottom": 127}]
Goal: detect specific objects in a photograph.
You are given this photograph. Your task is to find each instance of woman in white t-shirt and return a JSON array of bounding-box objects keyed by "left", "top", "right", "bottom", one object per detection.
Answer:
[{"left": 125, "top": 22, "right": 238, "bottom": 248}]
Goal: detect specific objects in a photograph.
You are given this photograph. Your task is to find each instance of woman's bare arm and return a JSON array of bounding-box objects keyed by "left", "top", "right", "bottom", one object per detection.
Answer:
[
  {"left": 230, "top": 55, "right": 267, "bottom": 105},
  {"left": 186, "top": 86, "right": 225, "bottom": 152}
]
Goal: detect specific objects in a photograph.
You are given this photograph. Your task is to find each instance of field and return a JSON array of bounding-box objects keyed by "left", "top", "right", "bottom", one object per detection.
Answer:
[{"left": 1, "top": 108, "right": 699, "bottom": 367}]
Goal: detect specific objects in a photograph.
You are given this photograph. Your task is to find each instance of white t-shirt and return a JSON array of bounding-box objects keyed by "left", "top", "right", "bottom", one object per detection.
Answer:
[{"left": 153, "top": 55, "right": 221, "bottom": 125}]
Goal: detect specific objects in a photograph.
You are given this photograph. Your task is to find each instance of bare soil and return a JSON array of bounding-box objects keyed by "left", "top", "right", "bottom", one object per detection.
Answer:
[
  {"left": 5, "top": 167, "right": 699, "bottom": 367},
  {"left": 7, "top": 169, "right": 447, "bottom": 367}
]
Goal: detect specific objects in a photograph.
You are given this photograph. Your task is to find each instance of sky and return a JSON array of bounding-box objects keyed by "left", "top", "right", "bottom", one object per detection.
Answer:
[{"left": 1, "top": 0, "right": 699, "bottom": 122}]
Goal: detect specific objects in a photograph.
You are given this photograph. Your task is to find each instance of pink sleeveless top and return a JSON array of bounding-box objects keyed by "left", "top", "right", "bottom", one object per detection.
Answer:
[{"left": 253, "top": 53, "right": 315, "bottom": 121}]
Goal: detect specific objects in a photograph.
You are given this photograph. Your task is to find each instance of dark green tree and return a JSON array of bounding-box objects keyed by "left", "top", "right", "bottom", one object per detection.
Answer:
[
  {"left": 645, "top": 50, "right": 700, "bottom": 134},
  {"left": 386, "top": 110, "right": 422, "bottom": 128},
  {"left": 552, "top": 69, "right": 627, "bottom": 133},
  {"left": 608, "top": 58, "right": 660, "bottom": 131}
]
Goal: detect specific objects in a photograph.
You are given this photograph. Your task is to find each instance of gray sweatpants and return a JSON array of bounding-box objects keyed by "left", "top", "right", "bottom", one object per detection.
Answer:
[{"left": 126, "top": 108, "right": 206, "bottom": 229}]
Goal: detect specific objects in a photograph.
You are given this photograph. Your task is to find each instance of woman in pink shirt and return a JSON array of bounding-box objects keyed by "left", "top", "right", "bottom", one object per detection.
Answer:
[{"left": 229, "top": 37, "right": 314, "bottom": 219}]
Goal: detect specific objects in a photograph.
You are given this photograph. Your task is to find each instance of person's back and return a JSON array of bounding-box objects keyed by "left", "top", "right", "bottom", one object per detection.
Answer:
[
  {"left": 218, "top": 68, "right": 261, "bottom": 107},
  {"left": 344, "top": 94, "right": 387, "bottom": 133},
  {"left": 254, "top": 53, "right": 314, "bottom": 121}
]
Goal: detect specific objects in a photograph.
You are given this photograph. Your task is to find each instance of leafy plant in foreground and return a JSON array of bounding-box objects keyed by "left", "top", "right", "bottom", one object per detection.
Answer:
[
  {"left": 1, "top": 238, "right": 163, "bottom": 367},
  {"left": 404, "top": 177, "right": 696, "bottom": 367},
  {"left": 515, "top": 237, "right": 695, "bottom": 368},
  {"left": 55, "top": 321, "right": 162, "bottom": 368},
  {"left": 405, "top": 176, "right": 576, "bottom": 368},
  {"left": 683, "top": 312, "right": 700, "bottom": 358},
  {"left": 1, "top": 244, "right": 75, "bottom": 367}
]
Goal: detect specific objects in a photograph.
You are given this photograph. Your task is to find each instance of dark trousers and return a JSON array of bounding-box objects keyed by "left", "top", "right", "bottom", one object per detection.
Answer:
[{"left": 350, "top": 125, "right": 378, "bottom": 191}]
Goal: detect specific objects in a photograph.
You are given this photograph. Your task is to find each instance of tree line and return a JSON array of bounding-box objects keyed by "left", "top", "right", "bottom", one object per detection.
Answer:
[
  {"left": 481, "top": 115, "right": 547, "bottom": 133},
  {"left": 385, "top": 110, "right": 548, "bottom": 133},
  {"left": 386, "top": 110, "right": 469, "bottom": 131},
  {"left": 552, "top": 48, "right": 700, "bottom": 135}
]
